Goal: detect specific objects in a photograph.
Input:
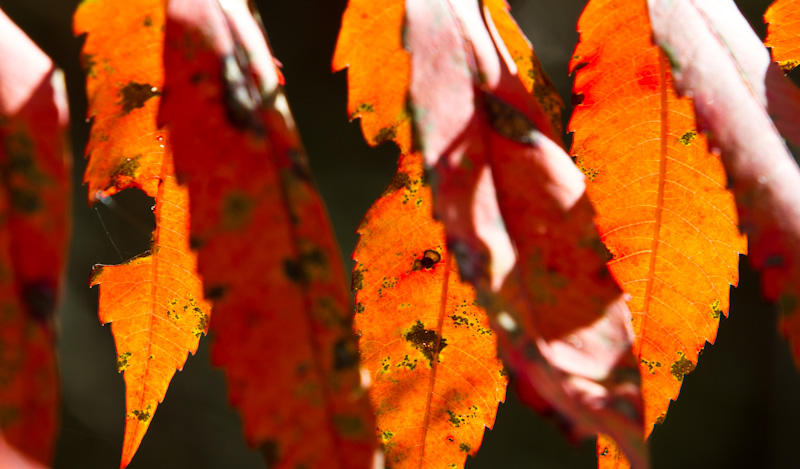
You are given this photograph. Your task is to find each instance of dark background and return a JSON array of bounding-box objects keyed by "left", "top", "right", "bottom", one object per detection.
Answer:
[{"left": 0, "top": 0, "right": 798, "bottom": 467}]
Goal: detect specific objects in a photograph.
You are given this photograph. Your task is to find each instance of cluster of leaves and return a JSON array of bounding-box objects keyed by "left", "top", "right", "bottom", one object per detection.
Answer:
[{"left": 2, "top": 0, "right": 800, "bottom": 468}]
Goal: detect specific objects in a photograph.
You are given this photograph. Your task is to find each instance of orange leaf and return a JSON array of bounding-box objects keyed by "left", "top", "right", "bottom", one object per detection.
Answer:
[
  {"left": 74, "top": 1, "right": 210, "bottom": 466},
  {"left": 160, "top": 0, "right": 376, "bottom": 466},
  {"left": 648, "top": 0, "right": 800, "bottom": 363},
  {"left": 335, "top": 2, "right": 507, "bottom": 465},
  {"left": 765, "top": 0, "right": 800, "bottom": 72},
  {"left": 569, "top": 0, "right": 746, "bottom": 463},
  {"left": 353, "top": 151, "right": 507, "bottom": 467},
  {"left": 0, "top": 8, "right": 70, "bottom": 465},
  {"left": 405, "top": 0, "right": 646, "bottom": 466}
]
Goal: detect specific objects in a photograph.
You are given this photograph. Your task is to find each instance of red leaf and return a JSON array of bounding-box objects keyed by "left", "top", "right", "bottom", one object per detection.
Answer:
[
  {"left": 0, "top": 7, "right": 71, "bottom": 465},
  {"left": 404, "top": 0, "right": 646, "bottom": 466},
  {"left": 160, "top": 0, "right": 376, "bottom": 467}
]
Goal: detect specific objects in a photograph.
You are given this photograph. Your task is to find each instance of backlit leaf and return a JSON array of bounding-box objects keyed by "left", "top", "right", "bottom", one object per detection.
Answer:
[
  {"left": 569, "top": 0, "right": 746, "bottom": 464},
  {"left": 648, "top": 0, "right": 800, "bottom": 363},
  {"left": 405, "top": 0, "right": 647, "bottom": 465},
  {"left": 765, "top": 0, "right": 800, "bottom": 72},
  {"left": 353, "top": 151, "right": 507, "bottom": 467},
  {"left": 74, "top": 1, "right": 210, "bottom": 466},
  {"left": 0, "top": 8, "right": 70, "bottom": 465},
  {"left": 160, "top": 0, "right": 375, "bottom": 466},
  {"left": 335, "top": 1, "right": 507, "bottom": 465}
]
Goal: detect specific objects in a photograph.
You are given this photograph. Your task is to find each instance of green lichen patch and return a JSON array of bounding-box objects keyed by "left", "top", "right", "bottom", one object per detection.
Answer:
[
  {"left": 397, "top": 354, "right": 417, "bottom": 371},
  {"left": 131, "top": 406, "right": 151, "bottom": 422},
  {"left": 460, "top": 442, "right": 471, "bottom": 452},
  {"left": 349, "top": 102, "right": 375, "bottom": 120},
  {"left": 640, "top": 358, "right": 662, "bottom": 375},
  {"left": 111, "top": 155, "right": 140, "bottom": 184},
  {"left": 446, "top": 410, "right": 465, "bottom": 428},
  {"left": 405, "top": 320, "right": 447, "bottom": 364},
  {"left": 119, "top": 82, "right": 160, "bottom": 114},
  {"left": 380, "top": 430, "right": 394, "bottom": 441},
  {"left": 671, "top": 351, "right": 695, "bottom": 381},
  {"left": 117, "top": 352, "right": 132, "bottom": 372},
  {"left": 678, "top": 130, "right": 697, "bottom": 146},
  {"left": 709, "top": 299, "right": 722, "bottom": 318},
  {"left": 575, "top": 157, "right": 599, "bottom": 181},
  {"left": 356, "top": 302, "right": 365, "bottom": 314},
  {"left": 655, "top": 412, "right": 667, "bottom": 425},
  {"left": 166, "top": 298, "right": 181, "bottom": 321}
]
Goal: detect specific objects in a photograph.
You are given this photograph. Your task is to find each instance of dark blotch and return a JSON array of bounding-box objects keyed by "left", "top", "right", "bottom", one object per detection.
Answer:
[
  {"left": 413, "top": 250, "right": 442, "bottom": 271},
  {"left": 384, "top": 172, "right": 411, "bottom": 195},
  {"left": 405, "top": 320, "right": 447, "bottom": 363},
  {"left": 283, "top": 258, "right": 306, "bottom": 284},
  {"left": 375, "top": 126, "right": 397, "bottom": 145},
  {"left": 10, "top": 189, "right": 41, "bottom": 213},
  {"left": 484, "top": 93, "right": 540, "bottom": 145},
  {"left": 352, "top": 269, "right": 363, "bottom": 291},
  {"left": 333, "top": 339, "right": 359, "bottom": 370},
  {"left": 22, "top": 280, "right": 56, "bottom": 322},
  {"left": 571, "top": 93, "right": 585, "bottom": 106},
  {"left": 460, "top": 443, "right": 471, "bottom": 452},
  {"left": 221, "top": 55, "right": 263, "bottom": 133},
  {"left": 204, "top": 284, "right": 228, "bottom": 300},
  {"left": 119, "top": 82, "right": 160, "bottom": 114},
  {"left": 189, "top": 236, "right": 204, "bottom": 250},
  {"left": 259, "top": 440, "right": 279, "bottom": 466}
]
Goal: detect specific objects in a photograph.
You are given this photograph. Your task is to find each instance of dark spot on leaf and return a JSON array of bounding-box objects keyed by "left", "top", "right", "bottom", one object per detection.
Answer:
[
  {"left": 356, "top": 302, "right": 365, "bottom": 314},
  {"left": 222, "top": 192, "right": 253, "bottom": 229},
  {"left": 460, "top": 443, "right": 471, "bottom": 452},
  {"left": 765, "top": 254, "right": 785, "bottom": 267},
  {"left": 671, "top": 352, "right": 694, "bottom": 381},
  {"left": 352, "top": 269, "right": 363, "bottom": 291},
  {"left": 221, "top": 55, "right": 263, "bottom": 133},
  {"left": 446, "top": 410, "right": 463, "bottom": 427},
  {"left": 143, "top": 15, "right": 153, "bottom": 27},
  {"left": 600, "top": 447, "right": 609, "bottom": 457},
  {"left": 405, "top": 320, "right": 447, "bottom": 363},
  {"left": 413, "top": 250, "right": 441, "bottom": 271},
  {"left": 119, "top": 82, "right": 160, "bottom": 114},
  {"left": 189, "top": 236, "right": 204, "bottom": 250},
  {"left": 259, "top": 440, "right": 279, "bottom": 466},
  {"left": 484, "top": 93, "right": 541, "bottom": 145},
  {"left": 22, "top": 280, "right": 55, "bottom": 323},
  {"left": 381, "top": 430, "right": 394, "bottom": 441},
  {"left": 333, "top": 339, "right": 359, "bottom": 370},
  {"left": 204, "top": 284, "right": 228, "bottom": 300},
  {"left": 117, "top": 352, "right": 131, "bottom": 372},
  {"left": 571, "top": 93, "right": 585, "bottom": 106},
  {"left": 333, "top": 415, "right": 365, "bottom": 437},
  {"left": 655, "top": 412, "right": 666, "bottom": 425},
  {"left": 375, "top": 126, "right": 397, "bottom": 145},
  {"left": 283, "top": 258, "right": 306, "bottom": 283},
  {"left": 9, "top": 189, "right": 41, "bottom": 213},
  {"left": 384, "top": 172, "right": 411, "bottom": 195}
]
